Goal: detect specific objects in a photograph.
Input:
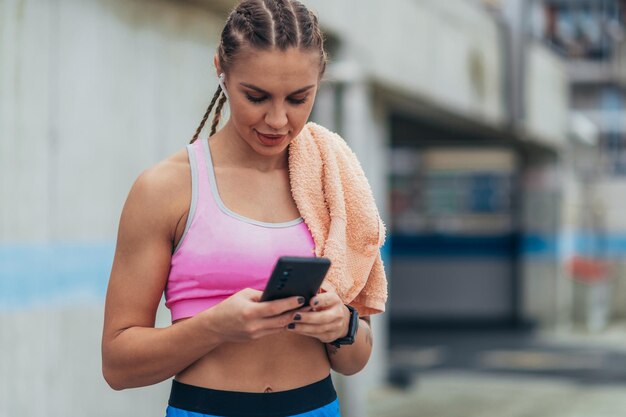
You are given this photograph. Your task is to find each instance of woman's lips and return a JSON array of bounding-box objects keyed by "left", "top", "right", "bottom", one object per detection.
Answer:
[{"left": 255, "top": 130, "right": 287, "bottom": 146}]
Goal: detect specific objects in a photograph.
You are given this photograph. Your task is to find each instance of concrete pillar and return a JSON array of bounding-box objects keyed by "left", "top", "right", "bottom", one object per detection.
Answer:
[
  {"left": 502, "top": 0, "right": 530, "bottom": 126},
  {"left": 312, "top": 82, "right": 338, "bottom": 132}
]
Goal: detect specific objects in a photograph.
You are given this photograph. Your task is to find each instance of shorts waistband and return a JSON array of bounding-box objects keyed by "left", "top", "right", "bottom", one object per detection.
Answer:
[{"left": 168, "top": 375, "right": 337, "bottom": 417}]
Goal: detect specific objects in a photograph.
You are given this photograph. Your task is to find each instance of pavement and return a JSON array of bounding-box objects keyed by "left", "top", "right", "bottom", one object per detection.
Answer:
[{"left": 367, "top": 322, "right": 626, "bottom": 417}]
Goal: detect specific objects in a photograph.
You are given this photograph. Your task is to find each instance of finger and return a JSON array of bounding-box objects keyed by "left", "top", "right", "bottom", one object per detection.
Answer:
[
  {"left": 291, "top": 309, "right": 334, "bottom": 325},
  {"left": 263, "top": 296, "right": 306, "bottom": 317},
  {"left": 285, "top": 322, "right": 333, "bottom": 337},
  {"left": 309, "top": 292, "right": 342, "bottom": 310},
  {"left": 262, "top": 309, "right": 303, "bottom": 329},
  {"left": 257, "top": 296, "right": 306, "bottom": 318},
  {"left": 282, "top": 306, "right": 314, "bottom": 318}
]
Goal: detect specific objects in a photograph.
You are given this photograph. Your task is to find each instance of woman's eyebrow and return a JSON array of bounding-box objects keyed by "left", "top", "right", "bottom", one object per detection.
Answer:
[{"left": 239, "top": 83, "right": 316, "bottom": 95}]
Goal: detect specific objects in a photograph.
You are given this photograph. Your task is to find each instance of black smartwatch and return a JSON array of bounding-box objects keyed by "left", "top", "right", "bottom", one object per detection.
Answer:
[{"left": 330, "top": 305, "right": 359, "bottom": 348}]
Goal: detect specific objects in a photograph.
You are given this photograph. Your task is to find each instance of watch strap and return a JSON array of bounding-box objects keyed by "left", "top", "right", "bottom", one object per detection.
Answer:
[{"left": 330, "top": 305, "right": 359, "bottom": 348}]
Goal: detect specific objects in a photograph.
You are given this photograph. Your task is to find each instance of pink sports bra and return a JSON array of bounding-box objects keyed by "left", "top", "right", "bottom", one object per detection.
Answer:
[{"left": 165, "top": 137, "right": 316, "bottom": 321}]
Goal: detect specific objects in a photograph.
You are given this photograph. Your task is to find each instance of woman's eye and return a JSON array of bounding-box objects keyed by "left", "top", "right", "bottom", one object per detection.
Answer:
[
  {"left": 246, "top": 94, "right": 267, "bottom": 103},
  {"left": 245, "top": 93, "right": 307, "bottom": 105},
  {"left": 288, "top": 96, "right": 308, "bottom": 105}
]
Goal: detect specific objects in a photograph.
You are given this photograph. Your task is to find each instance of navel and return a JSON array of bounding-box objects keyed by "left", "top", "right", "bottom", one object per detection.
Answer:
[{"left": 264, "top": 387, "right": 273, "bottom": 393}]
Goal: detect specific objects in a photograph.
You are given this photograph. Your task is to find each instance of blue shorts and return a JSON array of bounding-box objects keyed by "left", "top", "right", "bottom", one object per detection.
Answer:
[{"left": 165, "top": 375, "right": 341, "bottom": 417}]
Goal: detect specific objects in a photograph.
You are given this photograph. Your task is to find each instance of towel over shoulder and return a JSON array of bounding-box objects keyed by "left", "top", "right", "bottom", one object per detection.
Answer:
[{"left": 288, "top": 122, "right": 388, "bottom": 316}]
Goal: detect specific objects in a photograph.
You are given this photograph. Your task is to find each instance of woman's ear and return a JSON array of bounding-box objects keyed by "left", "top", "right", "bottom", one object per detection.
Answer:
[
  {"left": 213, "top": 54, "right": 221, "bottom": 77},
  {"left": 213, "top": 53, "right": 229, "bottom": 100}
]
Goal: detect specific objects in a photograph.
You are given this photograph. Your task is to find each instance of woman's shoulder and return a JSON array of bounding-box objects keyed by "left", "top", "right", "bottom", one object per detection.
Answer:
[
  {"left": 134, "top": 147, "right": 188, "bottom": 194},
  {"left": 124, "top": 146, "right": 191, "bottom": 221}
]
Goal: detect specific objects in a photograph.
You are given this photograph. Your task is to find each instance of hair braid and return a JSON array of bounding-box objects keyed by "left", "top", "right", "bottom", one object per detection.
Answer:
[
  {"left": 232, "top": 3, "right": 273, "bottom": 48},
  {"left": 264, "top": 0, "right": 297, "bottom": 49},
  {"left": 287, "top": 0, "right": 301, "bottom": 46},
  {"left": 210, "top": 94, "right": 228, "bottom": 137},
  {"left": 293, "top": 4, "right": 327, "bottom": 74},
  {"left": 293, "top": 4, "right": 313, "bottom": 47},
  {"left": 190, "top": 87, "right": 223, "bottom": 144},
  {"left": 232, "top": 8, "right": 255, "bottom": 39}
]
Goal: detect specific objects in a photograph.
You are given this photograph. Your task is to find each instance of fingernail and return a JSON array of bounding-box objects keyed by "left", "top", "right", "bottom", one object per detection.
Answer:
[
  {"left": 297, "top": 297, "right": 305, "bottom": 305},
  {"left": 287, "top": 323, "right": 296, "bottom": 329},
  {"left": 294, "top": 314, "right": 301, "bottom": 321}
]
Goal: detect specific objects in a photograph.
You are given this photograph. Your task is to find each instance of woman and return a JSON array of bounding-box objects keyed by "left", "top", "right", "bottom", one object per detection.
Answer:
[{"left": 101, "top": 1, "right": 387, "bottom": 416}]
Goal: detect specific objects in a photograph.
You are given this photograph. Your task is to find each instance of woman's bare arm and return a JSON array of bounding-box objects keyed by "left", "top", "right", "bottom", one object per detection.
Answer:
[
  {"left": 101, "top": 161, "right": 222, "bottom": 390},
  {"left": 324, "top": 316, "right": 373, "bottom": 376}
]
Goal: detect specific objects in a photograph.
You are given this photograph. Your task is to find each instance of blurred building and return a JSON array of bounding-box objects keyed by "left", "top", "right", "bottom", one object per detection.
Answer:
[
  {"left": 324, "top": 0, "right": 572, "bottom": 335},
  {"left": 527, "top": 0, "right": 626, "bottom": 329},
  {"left": 3, "top": 0, "right": 623, "bottom": 416}
]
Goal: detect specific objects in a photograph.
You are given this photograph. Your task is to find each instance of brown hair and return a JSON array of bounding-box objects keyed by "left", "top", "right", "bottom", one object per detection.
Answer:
[{"left": 190, "top": 0, "right": 327, "bottom": 143}]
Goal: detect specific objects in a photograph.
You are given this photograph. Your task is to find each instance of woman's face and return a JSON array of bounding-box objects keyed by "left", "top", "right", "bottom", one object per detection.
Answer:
[{"left": 221, "top": 47, "right": 321, "bottom": 158}]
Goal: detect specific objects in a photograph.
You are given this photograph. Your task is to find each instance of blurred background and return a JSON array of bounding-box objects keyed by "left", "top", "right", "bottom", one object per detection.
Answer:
[{"left": 2, "top": 0, "right": 626, "bottom": 416}]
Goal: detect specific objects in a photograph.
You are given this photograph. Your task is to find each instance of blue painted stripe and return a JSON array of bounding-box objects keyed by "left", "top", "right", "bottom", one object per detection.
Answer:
[
  {"left": 390, "top": 234, "right": 516, "bottom": 258},
  {"left": 522, "top": 233, "right": 626, "bottom": 259},
  {"left": 390, "top": 233, "right": 626, "bottom": 259},
  {"left": 521, "top": 234, "right": 558, "bottom": 257},
  {"left": 0, "top": 243, "right": 114, "bottom": 309}
]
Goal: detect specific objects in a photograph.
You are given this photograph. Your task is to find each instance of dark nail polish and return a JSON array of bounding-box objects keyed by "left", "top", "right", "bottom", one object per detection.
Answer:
[
  {"left": 287, "top": 323, "right": 296, "bottom": 329},
  {"left": 297, "top": 297, "right": 305, "bottom": 305},
  {"left": 294, "top": 314, "right": 301, "bottom": 321}
]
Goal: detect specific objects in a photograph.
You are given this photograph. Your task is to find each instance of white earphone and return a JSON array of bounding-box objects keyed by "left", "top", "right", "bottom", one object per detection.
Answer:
[{"left": 218, "top": 73, "right": 230, "bottom": 100}]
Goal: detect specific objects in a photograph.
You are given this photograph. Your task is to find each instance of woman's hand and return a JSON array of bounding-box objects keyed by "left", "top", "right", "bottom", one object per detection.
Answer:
[
  {"left": 284, "top": 291, "right": 350, "bottom": 344},
  {"left": 200, "top": 288, "right": 306, "bottom": 343}
]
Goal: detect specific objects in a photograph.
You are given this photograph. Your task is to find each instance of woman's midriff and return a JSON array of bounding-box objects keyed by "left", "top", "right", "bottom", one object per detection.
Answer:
[{"left": 174, "top": 329, "right": 331, "bottom": 393}]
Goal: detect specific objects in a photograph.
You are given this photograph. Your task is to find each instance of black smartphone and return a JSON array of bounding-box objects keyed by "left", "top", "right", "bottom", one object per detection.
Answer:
[{"left": 260, "top": 256, "right": 331, "bottom": 305}]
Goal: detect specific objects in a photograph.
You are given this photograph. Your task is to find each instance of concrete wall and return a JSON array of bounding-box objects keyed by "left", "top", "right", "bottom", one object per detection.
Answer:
[
  {"left": 0, "top": 304, "right": 172, "bottom": 416},
  {"left": 1, "top": 0, "right": 224, "bottom": 415},
  {"left": 1, "top": 0, "right": 224, "bottom": 242}
]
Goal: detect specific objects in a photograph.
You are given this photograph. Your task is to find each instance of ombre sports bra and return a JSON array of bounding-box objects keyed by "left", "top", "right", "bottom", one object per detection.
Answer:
[{"left": 165, "top": 137, "right": 316, "bottom": 321}]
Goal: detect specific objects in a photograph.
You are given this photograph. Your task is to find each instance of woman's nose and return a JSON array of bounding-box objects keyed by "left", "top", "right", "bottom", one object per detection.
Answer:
[{"left": 264, "top": 104, "right": 288, "bottom": 130}]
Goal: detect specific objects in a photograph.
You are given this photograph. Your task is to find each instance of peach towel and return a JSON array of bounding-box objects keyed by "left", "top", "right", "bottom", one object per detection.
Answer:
[{"left": 288, "top": 122, "right": 388, "bottom": 316}]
